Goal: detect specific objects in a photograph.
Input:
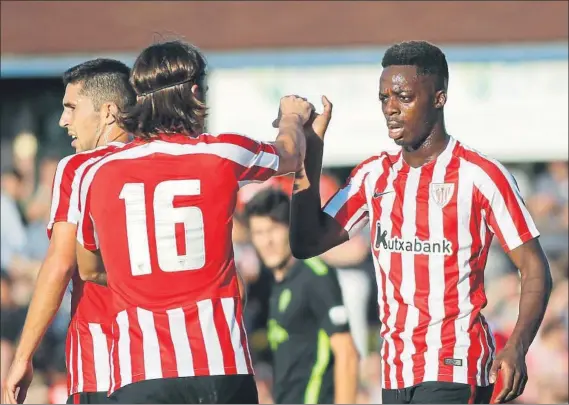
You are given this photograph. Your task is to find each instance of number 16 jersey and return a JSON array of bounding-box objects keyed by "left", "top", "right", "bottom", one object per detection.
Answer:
[{"left": 76, "top": 133, "right": 279, "bottom": 394}]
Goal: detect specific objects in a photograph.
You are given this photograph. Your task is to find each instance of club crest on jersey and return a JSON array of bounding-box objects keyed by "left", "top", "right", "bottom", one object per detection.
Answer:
[{"left": 430, "top": 183, "right": 455, "bottom": 208}]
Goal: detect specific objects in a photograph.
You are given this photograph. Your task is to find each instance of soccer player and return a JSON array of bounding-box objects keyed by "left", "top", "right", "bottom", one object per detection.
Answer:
[
  {"left": 244, "top": 188, "right": 359, "bottom": 404},
  {"left": 74, "top": 40, "right": 313, "bottom": 404},
  {"left": 2, "top": 59, "right": 135, "bottom": 405},
  {"left": 290, "top": 41, "right": 552, "bottom": 404}
]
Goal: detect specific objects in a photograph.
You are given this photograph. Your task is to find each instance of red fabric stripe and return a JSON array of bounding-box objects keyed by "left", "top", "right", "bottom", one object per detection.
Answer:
[
  {"left": 153, "top": 311, "right": 179, "bottom": 378},
  {"left": 185, "top": 305, "right": 210, "bottom": 376},
  {"left": 216, "top": 133, "right": 273, "bottom": 155},
  {"left": 73, "top": 393, "right": 80, "bottom": 404},
  {"left": 212, "top": 298, "right": 238, "bottom": 372},
  {"left": 52, "top": 157, "right": 83, "bottom": 231},
  {"left": 175, "top": 223, "right": 186, "bottom": 256},
  {"left": 79, "top": 324, "right": 96, "bottom": 393},
  {"left": 236, "top": 299, "right": 254, "bottom": 374},
  {"left": 65, "top": 327, "right": 73, "bottom": 395},
  {"left": 467, "top": 195, "right": 485, "bottom": 386},
  {"left": 468, "top": 384, "right": 477, "bottom": 404},
  {"left": 110, "top": 322, "right": 121, "bottom": 395},
  {"left": 370, "top": 157, "right": 393, "bottom": 389},
  {"left": 438, "top": 158, "right": 461, "bottom": 382},
  {"left": 387, "top": 163, "right": 409, "bottom": 386},
  {"left": 458, "top": 146, "right": 531, "bottom": 244},
  {"left": 128, "top": 308, "right": 145, "bottom": 381},
  {"left": 411, "top": 164, "right": 435, "bottom": 385},
  {"left": 239, "top": 164, "right": 276, "bottom": 183}
]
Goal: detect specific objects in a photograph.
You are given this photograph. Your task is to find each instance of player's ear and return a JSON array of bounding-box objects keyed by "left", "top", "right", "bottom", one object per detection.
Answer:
[
  {"left": 434, "top": 90, "right": 447, "bottom": 109},
  {"left": 191, "top": 84, "right": 205, "bottom": 102},
  {"left": 101, "top": 102, "right": 118, "bottom": 125}
]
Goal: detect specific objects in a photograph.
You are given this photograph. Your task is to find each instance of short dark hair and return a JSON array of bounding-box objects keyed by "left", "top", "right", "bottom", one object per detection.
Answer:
[
  {"left": 120, "top": 40, "right": 208, "bottom": 139},
  {"left": 244, "top": 188, "right": 290, "bottom": 226},
  {"left": 382, "top": 40, "right": 449, "bottom": 90},
  {"left": 62, "top": 58, "right": 136, "bottom": 111}
]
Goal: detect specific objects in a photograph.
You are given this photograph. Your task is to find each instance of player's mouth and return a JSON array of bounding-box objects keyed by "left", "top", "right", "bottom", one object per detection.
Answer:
[
  {"left": 387, "top": 121, "right": 404, "bottom": 140},
  {"left": 70, "top": 135, "right": 78, "bottom": 148}
]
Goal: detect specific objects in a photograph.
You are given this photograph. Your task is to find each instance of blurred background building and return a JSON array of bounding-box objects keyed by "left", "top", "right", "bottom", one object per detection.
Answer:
[{"left": 1, "top": 1, "right": 567, "bottom": 403}]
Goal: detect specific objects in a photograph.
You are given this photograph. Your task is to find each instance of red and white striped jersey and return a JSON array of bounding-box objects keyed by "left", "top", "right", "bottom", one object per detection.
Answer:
[
  {"left": 323, "top": 136, "right": 540, "bottom": 389},
  {"left": 47, "top": 142, "right": 124, "bottom": 395},
  {"left": 76, "top": 133, "right": 279, "bottom": 394}
]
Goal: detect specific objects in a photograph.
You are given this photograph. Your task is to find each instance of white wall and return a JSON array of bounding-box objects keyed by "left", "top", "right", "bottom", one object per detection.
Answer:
[{"left": 208, "top": 60, "right": 568, "bottom": 166}]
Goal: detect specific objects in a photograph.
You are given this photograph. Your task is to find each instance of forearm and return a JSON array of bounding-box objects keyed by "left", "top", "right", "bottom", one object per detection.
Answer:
[
  {"left": 334, "top": 352, "right": 359, "bottom": 403},
  {"left": 274, "top": 115, "right": 306, "bottom": 174},
  {"left": 507, "top": 263, "right": 552, "bottom": 353},
  {"left": 290, "top": 135, "right": 327, "bottom": 256},
  {"left": 14, "top": 261, "right": 74, "bottom": 362}
]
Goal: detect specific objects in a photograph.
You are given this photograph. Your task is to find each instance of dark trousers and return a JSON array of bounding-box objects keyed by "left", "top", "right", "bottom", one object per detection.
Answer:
[
  {"left": 382, "top": 381, "right": 494, "bottom": 404},
  {"left": 108, "top": 374, "right": 258, "bottom": 404},
  {"left": 66, "top": 391, "right": 110, "bottom": 404}
]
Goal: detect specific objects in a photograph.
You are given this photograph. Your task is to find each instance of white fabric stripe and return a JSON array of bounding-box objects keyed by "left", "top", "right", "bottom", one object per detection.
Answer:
[
  {"left": 476, "top": 211, "right": 488, "bottom": 386},
  {"left": 76, "top": 326, "right": 84, "bottom": 392},
  {"left": 240, "top": 318, "right": 253, "bottom": 369},
  {"left": 77, "top": 140, "right": 278, "bottom": 247},
  {"left": 166, "top": 308, "right": 195, "bottom": 377},
  {"left": 324, "top": 158, "right": 385, "bottom": 236},
  {"left": 221, "top": 298, "right": 249, "bottom": 374},
  {"left": 459, "top": 143, "right": 537, "bottom": 236},
  {"left": 109, "top": 324, "right": 116, "bottom": 393},
  {"left": 468, "top": 164, "right": 525, "bottom": 250},
  {"left": 197, "top": 299, "right": 225, "bottom": 375},
  {"left": 137, "top": 307, "right": 163, "bottom": 380},
  {"left": 116, "top": 311, "right": 132, "bottom": 386},
  {"left": 47, "top": 154, "right": 74, "bottom": 230},
  {"left": 68, "top": 144, "right": 123, "bottom": 225},
  {"left": 376, "top": 157, "right": 403, "bottom": 388},
  {"left": 423, "top": 149, "right": 454, "bottom": 382},
  {"left": 88, "top": 323, "right": 111, "bottom": 391},
  {"left": 453, "top": 163, "right": 474, "bottom": 384},
  {"left": 400, "top": 168, "right": 421, "bottom": 387},
  {"left": 481, "top": 319, "right": 494, "bottom": 386},
  {"left": 476, "top": 329, "right": 486, "bottom": 386}
]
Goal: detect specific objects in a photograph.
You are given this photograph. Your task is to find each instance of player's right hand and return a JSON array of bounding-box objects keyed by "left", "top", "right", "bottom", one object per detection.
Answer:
[
  {"left": 279, "top": 95, "right": 314, "bottom": 124},
  {"left": 2, "top": 359, "right": 34, "bottom": 404}
]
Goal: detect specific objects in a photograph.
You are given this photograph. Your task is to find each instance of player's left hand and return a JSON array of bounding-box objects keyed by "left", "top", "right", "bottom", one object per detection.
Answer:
[
  {"left": 307, "top": 96, "right": 333, "bottom": 141},
  {"left": 489, "top": 343, "right": 527, "bottom": 403}
]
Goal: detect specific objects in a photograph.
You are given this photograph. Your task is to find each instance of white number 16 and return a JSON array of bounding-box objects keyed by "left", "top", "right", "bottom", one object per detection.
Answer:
[{"left": 119, "top": 179, "right": 206, "bottom": 276}]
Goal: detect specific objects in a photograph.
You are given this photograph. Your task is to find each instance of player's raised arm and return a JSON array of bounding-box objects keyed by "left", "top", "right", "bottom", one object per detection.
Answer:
[
  {"left": 271, "top": 95, "right": 313, "bottom": 175},
  {"left": 290, "top": 97, "right": 356, "bottom": 258}
]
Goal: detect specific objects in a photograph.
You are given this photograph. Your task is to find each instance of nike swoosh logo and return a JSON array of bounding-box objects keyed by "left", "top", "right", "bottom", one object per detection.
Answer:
[{"left": 373, "top": 190, "right": 394, "bottom": 198}]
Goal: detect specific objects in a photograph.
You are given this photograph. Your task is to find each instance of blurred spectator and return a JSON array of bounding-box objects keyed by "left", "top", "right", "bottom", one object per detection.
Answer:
[{"left": 1, "top": 167, "right": 27, "bottom": 272}]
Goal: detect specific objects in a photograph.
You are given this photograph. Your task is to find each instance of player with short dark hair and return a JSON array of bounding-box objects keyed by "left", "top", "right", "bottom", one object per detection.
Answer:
[
  {"left": 74, "top": 40, "right": 315, "bottom": 404},
  {"left": 290, "top": 40, "right": 552, "bottom": 404},
  {"left": 2, "top": 58, "right": 134, "bottom": 405},
  {"left": 244, "top": 188, "right": 359, "bottom": 404}
]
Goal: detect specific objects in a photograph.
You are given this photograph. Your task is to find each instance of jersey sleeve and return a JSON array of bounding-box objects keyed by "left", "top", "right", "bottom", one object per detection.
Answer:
[
  {"left": 305, "top": 258, "right": 351, "bottom": 336},
  {"left": 322, "top": 160, "right": 373, "bottom": 238},
  {"left": 76, "top": 163, "right": 100, "bottom": 251},
  {"left": 216, "top": 133, "right": 279, "bottom": 184},
  {"left": 47, "top": 155, "right": 80, "bottom": 239},
  {"left": 475, "top": 160, "right": 540, "bottom": 252}
]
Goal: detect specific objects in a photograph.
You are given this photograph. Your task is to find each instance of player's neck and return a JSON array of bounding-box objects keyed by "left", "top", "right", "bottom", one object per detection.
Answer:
[
  {"left": 104, "top": 127, "right": 129, "bottom": 145},
  {"left": 273, "top": 255, "right": 297, "bottom": 282},
  {"left": 402, "top": 121, "right": 450, "bottom": 169}
]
